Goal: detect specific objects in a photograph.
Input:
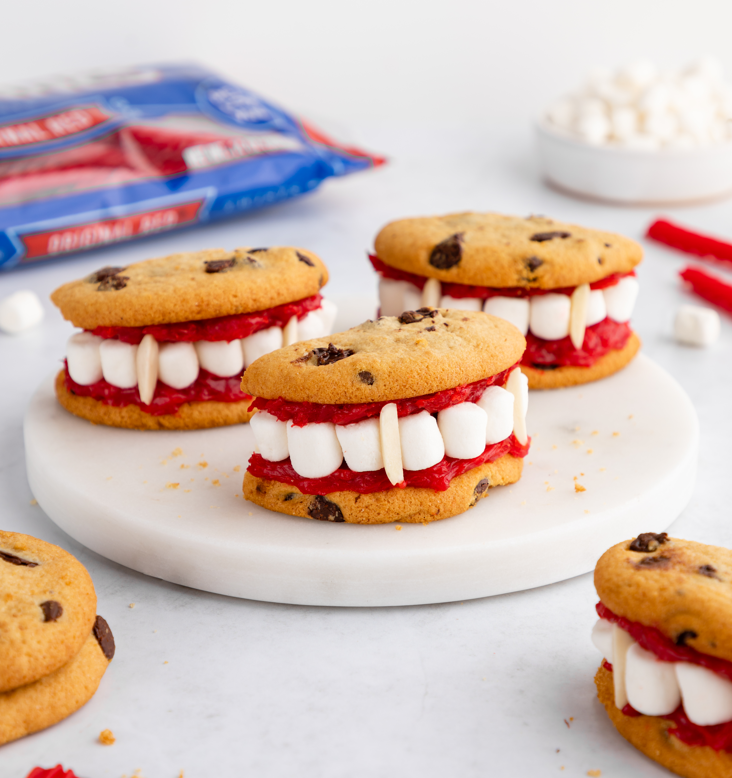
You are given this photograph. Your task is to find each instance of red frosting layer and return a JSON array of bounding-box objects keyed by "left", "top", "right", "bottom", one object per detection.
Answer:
[
  {"left": 523, "top": 319, "right": 632, "bottom": 369},
  {"left": 63, "top": 363, "right": 249, "bottom": 416},
  {"left": 89, "top": 294, "right": 322, "bottom": 344},
  {"left": 369, "top": 253, "right": 633, "bottom": 299},
  {"left": 26, "top": 768, "right": 80, "bottom": 778},
  {"left": 250, "top": 365, "right": 516, "bottom": 427},
  {"left": 247, "top": 434, "right": 530, "bottom": 494}
]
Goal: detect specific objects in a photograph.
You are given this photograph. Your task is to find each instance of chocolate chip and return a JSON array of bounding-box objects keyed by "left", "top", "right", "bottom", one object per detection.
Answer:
[
  {"left": 637, "top": 555, "right": 670, "bottom": 567},
  {"left": 529, "top": 231, "right": 571, "bottom": 242},
  {"left": 629, "top": 532, "right": 669, "bottom": 553},
  {"left": 698, "top": 564, "right": 718, "bottom": 578},
  {"left": 97, "top": 274, "right": 129, "bottom": 291},
  {"left": 93, "top": 615, "right": 115, "bottom": 661},
  {"left": 429, "top": 233, "right": 464, "bottom": 269},
  {"left": 248, "top": 247, "right": 268, "bottom": 253},
  {"left": 358, "top": 370, "right": 375, "bottom": 385},
  {"left": 296, "top": 251, "right": 315, "bottom": 267},
  {"left": 88, "top": 266, "right": 125, "bottom": 283},
  {"left": 204, "top": 257, "right": 236, "bottom": 273},
  {"left": 604, "top": 243, "right": 612, "bottom": 248},
  {"left": 283, "top": 493, "right": 297, "bottom": 502},
  {"left": 525, "top": 256, "right": 544, "bottom": 272},
  {"left": 676, "top": 630, "right": 698, "bottom": 646},
  {"left": 474, "top": 478, "right": 490, "bottom": 496},
  {"left": 531, "top": 363, "right": 559, "bottom": 370},
  {"left": 0, "top": 550, "right": 38, "bottom": 567},
  {"left": 308, "top": 496, "right": 345, "bottom": 522},
  {"left": 398, "top": 308, "right": 438, "bottom": 325},
  {"left": 425, "top": 325, "right": 436, "bottom": 331},
  {"left": 310, "top": 344, "right": 355, "bottom": 366},
  {"left": 40, "top": 600, "right": 63, "bottom": 622},
  {"left": 597, "top": 257, "right": 604, "bottom": 265}
]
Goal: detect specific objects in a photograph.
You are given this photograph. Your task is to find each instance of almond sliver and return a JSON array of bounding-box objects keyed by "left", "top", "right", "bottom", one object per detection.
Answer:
[
  {"left": 612, "top": 624, "right": 635, "bottom": 709},
  {"left": 379, "top": 403, "right": 404, "bottom": 486},
  {"left": 570, "top": 283, "right": 590, "bottom": 350},
  {"left": 136, "top": 333, "right": 159, "bottom": 405},
  {"left": 282, "top": 315, "right": 299, "bottom": 347},
  {"left": 421, "top": 277, "right": 441, "bottom": 308}
]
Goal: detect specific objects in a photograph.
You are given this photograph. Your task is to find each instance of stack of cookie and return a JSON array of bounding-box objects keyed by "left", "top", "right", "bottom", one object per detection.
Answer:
[{"left": 0, "top": 531, "right": 114, "bottom": 746}]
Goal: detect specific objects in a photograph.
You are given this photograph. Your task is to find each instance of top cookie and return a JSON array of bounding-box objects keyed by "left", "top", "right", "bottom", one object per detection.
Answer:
[
  {"left": 595, "top": 534, "right": 732, "bottom": 664},
  {"left": 51, "top": 246, "right": 329, "bottom": 329},
  {"left": 241, "top": 308, "right": 525, "bottom": 404},
  {"left": 0, "top": 531, "right": 97, "bottom": 693},
  {"left": 374, "top": 212, "right": 642, "bottom": 289}
]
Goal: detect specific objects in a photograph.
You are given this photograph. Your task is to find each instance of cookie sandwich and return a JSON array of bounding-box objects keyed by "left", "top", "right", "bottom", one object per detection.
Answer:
[
  {"left": 241, "top": 308, "right": 529, "bottom": 524},
  {"left": 51, "top": 247, "right": 336, "bottom": 430},
  {"left": 0, "top": 531, "right": 114, "bottom": 745},
  {"left": 371, "top": 212, "right": 642, "bottom": 389},
  {"left": 592, "top": 533, "right": 732, "bottom": 778}
]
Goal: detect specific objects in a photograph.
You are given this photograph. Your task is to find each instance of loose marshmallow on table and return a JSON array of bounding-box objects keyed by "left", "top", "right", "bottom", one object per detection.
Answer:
[
  {"left": 250, "top": 411, "right": 289, "bottom": 462},
  {"left": 66, "top": 332, "right": 103, "bottom": 385},
  {"left": 399, "top": 411, "right": 445, "bottom": 471},
  {"left": 158, "top": 342, "right": 199, "bottom": 389},
  {"left": 287, "top": 421, "right": 343, "bottom": 478},
  {"left": 591, "top": 618, "right": 614, "bottom": 662},
  {"left": 676, "top": 662, "right": 732, "bottom": 726},
  {"left": 99, "top": 339, "right": 138, "bottom": 389},
  {"left": 476, "top": 386, "right": 514, "bottom": 444},
  {"left": 586, "top": 289, "right": 608, "bottom": 326},
  {"left": 437, "top": 402, "right": 488, "bottom": 460},
  {"left": 529, "top": 294, "right": 571, "bottom": 340},
  {"left": 242, "top": 326, "right": 283, "bottom": 367},
  {"left": 195, "top": 339, "right": 245, "bottom": 377},
  {"left": 674, "top": 304, "right": 721, "bottom": 347},
  {"left": 625, "top": 643, "right": 681, "bottom": 716},
  {"left": 335, "top": 418, "right": 384, "bottom": 472},
  {"left": 603, "top": 276, "right": 639, "bottom": 323},
  {"left": 0, "top": 290, "right": 44, "bottom": 334},
  {"left": 483, "top": 297, "right": 530, "bottom": 335},
  {"left": 441, "top": 295, "right": 482, "bottom": 312}
]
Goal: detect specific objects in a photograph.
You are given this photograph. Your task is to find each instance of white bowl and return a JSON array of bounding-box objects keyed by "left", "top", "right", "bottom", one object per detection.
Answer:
[{"left": 536, "top": 118, "right": 732, "bottom": 205}]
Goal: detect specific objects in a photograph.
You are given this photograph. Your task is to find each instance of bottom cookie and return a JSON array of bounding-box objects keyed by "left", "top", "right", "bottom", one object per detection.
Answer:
[
  {"left": 0, "top": 615, "right": 114, "bottom": 746},
  {"left": 243, "top": 453, "right": 523, "bottom": 525},
  {"left": 55, "top": 370, "right": 255, "bottom": 430},
  {"left": 595, "top": 665, "right": 732, "bottom": 778},
  {"left": 522, "top": 332, "right": 641, "bottom": 390}
]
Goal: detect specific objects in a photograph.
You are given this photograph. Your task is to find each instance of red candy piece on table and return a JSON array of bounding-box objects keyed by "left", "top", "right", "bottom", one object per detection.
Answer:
[
  {"left": 679, "top": 265, "right": 732, "bottom": 315},
  {"left": 647, "top": 219, "right": 732, "bottom": 268},
  {"left": 26, "top": 767, "right": 81, "bottom": 778}
]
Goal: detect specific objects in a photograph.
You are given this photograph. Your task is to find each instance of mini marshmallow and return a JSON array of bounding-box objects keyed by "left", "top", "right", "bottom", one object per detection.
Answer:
[
  {"left": 242, "top": 326, "right": 283, "bottom": 367},
  {"left": 421, "top": 277, "right": 441, "bottom": 308},
  {"left": 483, "top": 297, "right": 530, "bottom": 335},
  {"left": 437, "top": 402, "right": 488, "bottom": 460},
  {"left": 547, "top": 98, "right": 575, "bottom": 131},
  {"left": 250, "top": 411, "right": 289, "bottom": 462},
  {"left": 603, "top": 276, "right": 639, "bottom": 323},
  {"left": 674, "top": 304, "right": 720, "bottom": 347},
  {"left": 379, "top": 278, "right": 412, "bottom": 317},
  {"left": 66, "top": 332, "right": 103, "bottom": 385},
  {"left": 399, "top": 411, "right": 445, "bottom": 471},
  {"left": 591, "top": 619, "right": 614, "bottom": 662},
  {"left": 195, "top": 339, "right": 244, "bottom": 377},
  {"left": 610, "top": 106, "right": 639, "bottom": 141},
  {"left": 335, "top": 418, "right": 384, "bottom": 472},
  {"left": 402, "top": 284, "right": 422, "bottom": 313},
  {"left": 317, "top": 298, "right": 338, "bottom": 335},
  {"left": 441, "top": 295, "right": 482, "bottom": 312},
  {"left": 297, "top": 310, "right": 327, "bottom": 341},
  {"left": 0, "top": 290, "right": 44, "bottom": 334},
  {"left": 625, "top": 643, "right": 681, "bottom": 716},
  {"left": 476, "top": 386, "right": 514, "bottom": 444},
  {"left": 158, "top": 342, "right": 199, "bottom": 389},
  {"left": 136, "top": 334, "right": 158, "bottom": 405},
  {"left": 505, "top": 369, "right": 528, "bottom": 446},
  {"left": 676, "top": 662, "right": 732, "bottom": 726},
  {"left": 99, "top": 339, "right": 138, "bottom": 389},
  {"left": 569, "top": 283, "right": 590, "bottom": 349},
  {"left": 612, "top": 625, "right": 636, "bottom": 709},
  {"left": 576, "top": 112, "right": 610, "bottom": 145},
  {"left": 282, "top": 315, "right": 298, "bottom": 347},
  {"left": 286, "top": 420, "right": 343, "bottom": 478},
  {"left": 586, "top": 289, "right": 607, "bottom": 326},
  {"left": 529, "top": 294, "right": 571, "bottom": 341},
  {"left": 380, "top": 403, "right": 403, "bottom": 485}
]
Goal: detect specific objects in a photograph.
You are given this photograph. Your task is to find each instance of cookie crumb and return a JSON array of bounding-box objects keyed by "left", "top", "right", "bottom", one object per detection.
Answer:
[
  {"left": 552, "top": 444, "right": 558, "bottom": 450},
  {"left": 546, "top": 485, "right": 555, "bottom": 492},
  {"left": 248, "top": 511, "right": 253, "bottom": 516},
  {"left": 198, "top": 461, "right": 208, "bottom": 469},
  {"left": 591, "top": 430, "right": 599, "bottom": 436},
  {"left": 233, "top": 465, "right": 241, "bottom": 472},
  {"left": 212, "top": 479, "right": 221, "bottom": 486},
  {"left": 164, "top": 660, "right": 168, "bottom": 664},
  {"left": 129, "top": 603, "right": 135, "bottom": 609},
  {"left": 184, "top": 489, "right": 191, "bottom": 493},
  {"left": 395, "top": 525, "right": 402, "bottom": 531},
  {"left": 520, "top": 500, "right": 527, "bottom": 506},
  {"left": 584, "top": 509, "right": 590, "bottom": 514},
  {"left": 575, "top": 483, "right": 586, "bottom": 493},
  {"left": 166, "top": 483, "right": 180, "bottom": 489},
  {"left": 586, "top": 449, "right": 593, "bottom": 454},
  {"left": 612, "top": 431, "right": 620, "bottom": 437},
  {"left": 99, "top": 728, "right": 115, "bottom": 745},
  {"left": 587, "top": 771, "right": 601, "bottom": 777},
  {"left": 628, "top": 414, "right": 634, "bottom": 419},
  {"left": 171, "top": 448, "right": 183, "bottom": 457},
  {"left": 572, "top": 439, "right": 583, "bottom": 447},
  {"left": 29, "top": 498, "right": 37, "bottom": 506},
  {"left": 180, "top": 464, "right": 189, "bottom": 469}
]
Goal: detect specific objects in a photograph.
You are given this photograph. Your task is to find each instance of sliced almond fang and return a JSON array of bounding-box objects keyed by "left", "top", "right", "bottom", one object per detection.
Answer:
[
  {"left": 570, "top": 283, "right": 590, "bottom": 350},
  {"left": 282, "top": 315, "right": 299, "bottom": 347},
  {"left": 379, "top": 403, "right": 404, "bottom": 486},
  {"left": 136, "top": 333, "right": 159, "bottom": 405},
  {"left": 612, "top": 624, "right": 635, "bottom": 709},
  {"left": 421, "top": 278, "right": 441, "bottom": 308},
  {"left": 506, "top": 368, "right": 528, "bottom": 445}
]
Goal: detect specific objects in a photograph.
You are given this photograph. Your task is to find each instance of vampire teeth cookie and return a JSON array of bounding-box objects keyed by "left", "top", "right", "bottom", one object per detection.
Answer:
[
  {"left": 240, "top": 308, "right": 530, "bottom": 525},
  {"left": 592, "top": 534, "right": 732, "bottom": 778},
  {"left": 370, "top": 212, "right": 643, "bottom": 389},
  {"left": 51, "top": 247, "right": 337, "bottom": 430}
]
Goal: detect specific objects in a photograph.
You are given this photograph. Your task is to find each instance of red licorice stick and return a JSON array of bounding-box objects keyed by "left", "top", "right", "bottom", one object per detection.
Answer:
[
  {"left": 679, "top": 265, "right": 732, "bottom": 314},
  {"left": 647, "top": 219, "right": 732, "bottom": 268}
]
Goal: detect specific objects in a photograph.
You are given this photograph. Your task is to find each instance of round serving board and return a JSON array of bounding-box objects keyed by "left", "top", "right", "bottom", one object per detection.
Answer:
[{"left": 25, "top": 349, "right": 698, "bottom": 607}]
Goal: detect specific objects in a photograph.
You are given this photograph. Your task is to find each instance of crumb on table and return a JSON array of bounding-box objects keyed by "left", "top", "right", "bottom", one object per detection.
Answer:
[
  {"left": 197, "top": 461, "right": 208, "bottom": 469},
  {"left": 212, "top": 479, "right": 221, "bottom": 487},
  {"left": 99, "top": 728, "right": 115, "bottom": 745},
  {"left": 166, "top": 483, "right": 180, "bottom": 490},
  {"left": 575, "top": 483, "right": 586, "bottom": 493},
  {"left": 395, "top": 525, "right": 402, "bottom": 531},
  {"left": 171, "top": 448, "right": 183, "bottom": 457},
  {"left": 129, "top": 603, "right": 135, "bottom": 609},
  {"left": 233, "top": 465, "right": 241, "bottom": 472},
  {"left": 587, "top": 771, "right": 601, "bottom": 777}
]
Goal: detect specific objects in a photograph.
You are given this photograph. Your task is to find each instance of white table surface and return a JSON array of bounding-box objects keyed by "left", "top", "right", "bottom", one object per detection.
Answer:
[{"left": 2, "top": 121, "right": 731, "bottom": 777}]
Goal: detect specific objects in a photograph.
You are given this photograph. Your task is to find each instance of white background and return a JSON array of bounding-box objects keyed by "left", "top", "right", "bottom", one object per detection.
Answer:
[{"left": 2, "top": 2, "right": 732, "bottom": 777}]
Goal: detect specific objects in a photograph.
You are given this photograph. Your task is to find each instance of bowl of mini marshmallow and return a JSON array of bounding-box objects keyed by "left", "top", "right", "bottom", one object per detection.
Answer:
[{"left": 537, "top": 57, "right": 732, "bottom": 204}]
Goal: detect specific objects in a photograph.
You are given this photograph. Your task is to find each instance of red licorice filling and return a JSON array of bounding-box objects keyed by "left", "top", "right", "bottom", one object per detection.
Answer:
[
  {"left": 89, "top": 294, "right": 322, "bottom": 344},
  {"left": 63, "top": 362, "right": 249, "bottom": 416},
  {"left": 523, "top": 320, "right": 632, "bottom": 369},
  {"left": 248, "top": 434, "right": 530, "bottom": 494},
  {"left": 369, "top": 253, "right": 633, "bottom": 299},
  {"left": 251, "top": 365, "right": 516, "bottom": 427},
  {"left": 598, "top": 602, "right": 732, "bottom": 752}
]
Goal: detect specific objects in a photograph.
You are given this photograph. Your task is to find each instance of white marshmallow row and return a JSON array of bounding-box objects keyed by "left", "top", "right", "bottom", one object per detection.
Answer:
[
  {"left": 66, "top": 299, "right": 338, "bottom": 395},
  {"left": 250, "top": 368, "right": 529, "bottom": 481},
  {"left": 378, "top": 277, "right": 638, "bottom": 343},
  {"left": 592, "top": 618, "right": 732, "bottom": 726}
]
